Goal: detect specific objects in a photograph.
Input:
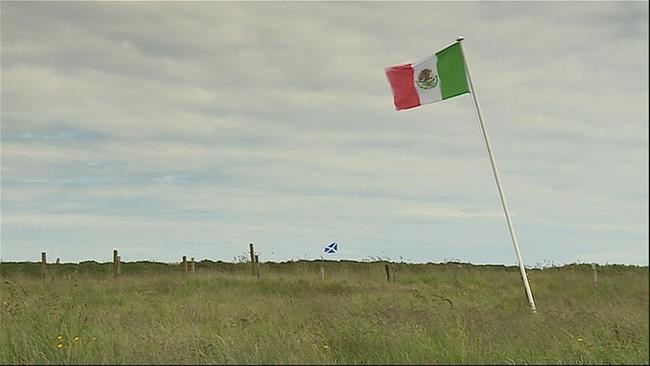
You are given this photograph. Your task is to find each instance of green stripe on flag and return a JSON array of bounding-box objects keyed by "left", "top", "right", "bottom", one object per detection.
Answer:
[{"left": 436, "top": 43, "right": 469, "bottom": 100}]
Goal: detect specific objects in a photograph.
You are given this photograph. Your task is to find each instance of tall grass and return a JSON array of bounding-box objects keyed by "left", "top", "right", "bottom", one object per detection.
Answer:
[{"left": 0, "top": 261, "right": 647, "bottom": 364}]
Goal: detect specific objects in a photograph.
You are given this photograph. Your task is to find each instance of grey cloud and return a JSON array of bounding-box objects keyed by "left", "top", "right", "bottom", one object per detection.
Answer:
[{"left": 1, "top": 1, "right": 647, "bottom": 265}]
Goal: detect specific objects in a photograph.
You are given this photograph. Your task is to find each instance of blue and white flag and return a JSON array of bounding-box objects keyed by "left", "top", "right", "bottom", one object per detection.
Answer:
[{"left": 324, "top": 242, "right": 337, "bottom": 254}]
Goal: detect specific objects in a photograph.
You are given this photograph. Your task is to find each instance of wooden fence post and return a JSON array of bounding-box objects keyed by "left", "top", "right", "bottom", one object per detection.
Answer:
[
  {"left": 592, "top": 263, "right": 598, "bottom": 284},
  {"left": 113, "top": 250, "right": 119, "bottom": 279},
  {"left": 191, "top": 257, "right": 196, "bottom": 273},
  {"left": 255, "top": 255, "right": 260, "bottom": 279},
  {"left": 55, "top": 258, "right": 60, "bottom": 265},
  {"left": 183, "top": 256, "right": 188, "bottom": 273},
  {"left": 390, "top": 264, "right": 396, "bottom": 282},
  {"left": 41, "top": 252, "right": 47, "bottom": 278},
  {"left": 117, "top": 256, "right": 121, "bottom": 276},
  {"left": 385, "top": 263, "right": 391, "bottom": 282},
  {"left": 249, "top": 243, "right": 256, "bottom": 276}
]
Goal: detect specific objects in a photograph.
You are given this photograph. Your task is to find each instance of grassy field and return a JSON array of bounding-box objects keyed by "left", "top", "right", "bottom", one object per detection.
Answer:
[{"left": 0, "top": 260, "right": 648, "bottom": 364}]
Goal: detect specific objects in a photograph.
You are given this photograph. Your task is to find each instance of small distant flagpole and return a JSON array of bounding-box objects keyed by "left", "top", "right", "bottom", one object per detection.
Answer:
[{"left": 456, "top": 36, "right": 537, "bottom": 313}]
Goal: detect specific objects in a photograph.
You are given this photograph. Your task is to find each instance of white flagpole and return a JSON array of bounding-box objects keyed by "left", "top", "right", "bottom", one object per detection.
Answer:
[{"left": 456, "top": 36, "right": 537, "bottom": 312}]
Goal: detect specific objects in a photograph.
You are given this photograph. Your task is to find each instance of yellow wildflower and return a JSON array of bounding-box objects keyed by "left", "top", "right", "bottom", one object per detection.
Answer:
[
  {"left": 576, "top": 337, "right": 584, "bottom": 342},
  {"left": 56, "top": 344, "right": 64, "bottom": 349},
  {"left": 323, "top": 345, "right": 330, "bottom": 350},
  {"left": 56, "top": 335, "right": 63, "bottom": 340},
  {"left": 73, "top": 336, "right": 80, "bottom": 342}
]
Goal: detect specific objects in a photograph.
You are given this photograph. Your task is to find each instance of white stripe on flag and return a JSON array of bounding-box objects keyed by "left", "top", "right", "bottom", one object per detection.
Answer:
[{"left": 412, "top": 54, "right": 442, "bottom": 106}]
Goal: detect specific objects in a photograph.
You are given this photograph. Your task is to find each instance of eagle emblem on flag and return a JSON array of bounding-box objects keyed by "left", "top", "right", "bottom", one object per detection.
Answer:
[{"left": 416, "top": 69, "right": 438, "bottom": 89}]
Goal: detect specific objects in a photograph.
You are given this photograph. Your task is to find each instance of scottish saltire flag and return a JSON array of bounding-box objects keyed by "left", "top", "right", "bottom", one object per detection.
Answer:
[
  {"left": 385, "top": 42, "right": 469, "bottom": 111},
  {"left": 324, "top": 242, "right": 337, "bottom": 254}
]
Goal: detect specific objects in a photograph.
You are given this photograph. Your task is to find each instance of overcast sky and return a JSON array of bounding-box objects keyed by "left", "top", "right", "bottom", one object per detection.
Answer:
[{"left": 1, "top": 1, "right": 648, "bottom": 266}]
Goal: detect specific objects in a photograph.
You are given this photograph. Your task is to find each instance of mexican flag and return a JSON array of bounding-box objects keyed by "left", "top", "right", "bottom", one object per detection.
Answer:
[{"left": 385, "top": 42, "right": 470, "bottom": 111}]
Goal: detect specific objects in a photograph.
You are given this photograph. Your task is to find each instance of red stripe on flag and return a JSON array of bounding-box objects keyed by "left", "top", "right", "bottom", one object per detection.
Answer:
[{"left": 385, "top": 64, "right": 420, "bottom": 111}]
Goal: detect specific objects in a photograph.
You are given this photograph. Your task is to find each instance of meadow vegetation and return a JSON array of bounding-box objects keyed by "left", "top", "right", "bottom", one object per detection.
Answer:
[{"left": 0, "top": 260, "right": 647, "bottom": 364}]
